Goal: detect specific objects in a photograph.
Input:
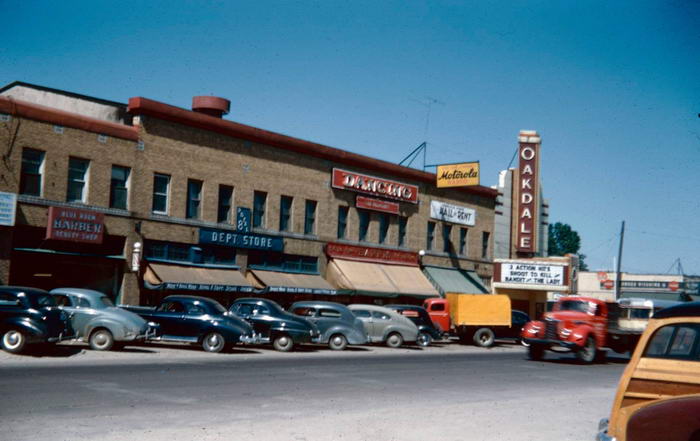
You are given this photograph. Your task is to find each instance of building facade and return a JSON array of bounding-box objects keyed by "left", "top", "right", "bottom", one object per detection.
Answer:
[{"left": 0, "top": 82, "right": 498, "bottom": 307}]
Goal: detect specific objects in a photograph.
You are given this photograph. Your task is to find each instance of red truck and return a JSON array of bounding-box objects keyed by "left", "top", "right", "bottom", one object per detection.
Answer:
[{"left": 521, "top": 296, "right": 654, "bottom": 363}]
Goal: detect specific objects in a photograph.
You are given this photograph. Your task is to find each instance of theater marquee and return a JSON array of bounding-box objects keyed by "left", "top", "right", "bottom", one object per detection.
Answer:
[{"left": 516, "top": 132, "right": 540, "bottom": 253}]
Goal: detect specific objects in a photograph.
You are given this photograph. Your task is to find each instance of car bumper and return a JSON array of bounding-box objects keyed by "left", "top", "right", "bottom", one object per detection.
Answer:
[
  {"left": 522, "top": 337, "right": 579, "bottom": 350},
  {"left": 46, "top": 331, "right": 75, "bottom": 343},
  {"left": 596, "top": 418, "right": 615, "bottom": 441},
  {"left": 239, "top": 333, "right": 262, "bottom": 345}
]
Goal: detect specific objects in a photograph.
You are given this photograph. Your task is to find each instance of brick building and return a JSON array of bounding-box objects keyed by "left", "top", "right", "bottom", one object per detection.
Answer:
[{"left": 0, "top": 82, "right": 498, "bottom": 307}]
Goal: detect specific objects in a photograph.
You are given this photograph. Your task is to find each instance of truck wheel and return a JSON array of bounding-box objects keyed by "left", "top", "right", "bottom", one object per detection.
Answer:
[
  {"left": 385, "top": 332, "right": 403, "bottom": 348},
  {"left": 528, "top": 343, "right": 545, "bottom": 360},
  {"left": 89, "top": 329, "right": 115, "bottom": 351},
  {"left": 2, "top": 329, "right": 27, "bottom": 354},
  {"left": 473, "top": 328, "right": 495, "bottom": 347},
  {"left": 201, "top": 332, "right": 225, "bottom": 353},
  {"left": 273, "top": 334, "right": 294, "bottom": 352},
  {"left": 576, "top": 336, "right": 597, "bottom": 364}
]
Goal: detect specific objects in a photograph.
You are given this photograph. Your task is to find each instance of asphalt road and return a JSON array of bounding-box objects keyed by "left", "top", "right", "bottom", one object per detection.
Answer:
[{"left": 1, "top": 343, "right": 628, "bottom": 441}]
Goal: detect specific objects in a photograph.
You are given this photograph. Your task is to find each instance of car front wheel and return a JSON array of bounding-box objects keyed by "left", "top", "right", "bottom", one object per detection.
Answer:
[
  {"left": 328, "top": 334, "right": 348, "bottom": 351},
  {"left": 89, "top": 329, "right": 115, "bottom": 351},
  {"left": 416, "top": 332, "right": 432, "bottom": 347},
  {"left": 202, "top": 332, "right": 226, "bottom": 353},
  {"left": 273, "top": 334, "right": 294, "bottom": 352},
  {"left": 2, "top": 329, "right": 27, "bottom": 354},
  {"left": 576, "top": 336, "right": 597, "bottom": 364}
]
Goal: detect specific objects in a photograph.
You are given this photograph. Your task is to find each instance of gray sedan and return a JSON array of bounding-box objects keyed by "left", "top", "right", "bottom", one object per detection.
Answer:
[
  {"left": 50, "top": 288, "right": 156, "bottom": 351},
  {"left": 290, "top": 301, "right": 367, "bottom": 350},
  {"left": 348, "top": 304, "right": 419, "bottom": 348}
]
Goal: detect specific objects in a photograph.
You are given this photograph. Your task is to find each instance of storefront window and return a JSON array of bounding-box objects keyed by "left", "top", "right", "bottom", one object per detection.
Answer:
[
  {"left": 67, "top": 157, "right": 90, "bottom": 203},
  {"left": 152, "top": 173, "right": 170, "bottom": 214},
  {"left": 304, "top": 200, "right": 317, "bottom": 235},
  {"left": 279, "top": 195, "right": 292, "bottom": 232},
  {"left": 337, "top": 206, "right": 348, "bottom": 239},
  {"left": 442, "top": 224, "right": 452, "bottom": 253},
  {"left": 398, "top": 216, "right": 407, "bottom": 247},
  {"left": 145, "top": 240, "right": 236, "bottom": 266},
  {"left": 20, "top": 148, "right": 44, "bottom": 197},
  {"left": 459, "top": 228, "right": 468, "bottom": 255},
  {"left": 378, "top": 214, "right": 389, "bottom": 244},
  {"left": 427, "top": 221, "right": 436, "bottom": 251},
  {"left": 217, "top": 185, "right": 233, "bottom": 223},
  {"left": 110, "top": 165, "right": 130, "bottom": 210},
  {"left": 249, "top": 250, "right": 318, "bottom": 273},
  {"left": 186, "top": 179, "right": 203, "bottom": 219},
  {"left": 358, "top": 209, "right": 370, "bottom": 242},
  {"left": 253, "top": 191, "right": 267, "bottom": 228}
]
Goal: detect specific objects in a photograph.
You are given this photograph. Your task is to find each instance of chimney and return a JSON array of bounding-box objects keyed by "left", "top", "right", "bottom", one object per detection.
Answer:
[{"left": 192, "top": 96, "right": 230, "bottom": 118}]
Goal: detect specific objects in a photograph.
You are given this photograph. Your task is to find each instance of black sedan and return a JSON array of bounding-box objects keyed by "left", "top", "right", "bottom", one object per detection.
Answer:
[
  {"left": 122, "top": 295, "right": 256, "bottom": 353},
  {"left": 387, "top": 304, "right": 442, "bottom": 347},
  {"left": 229, "top": 298, "right": 319, "bottom": 352}
]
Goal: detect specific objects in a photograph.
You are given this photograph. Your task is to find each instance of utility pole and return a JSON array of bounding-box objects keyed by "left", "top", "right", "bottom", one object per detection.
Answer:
[{"left": 614, "top": 221, "right": 625, "bottom": 300}]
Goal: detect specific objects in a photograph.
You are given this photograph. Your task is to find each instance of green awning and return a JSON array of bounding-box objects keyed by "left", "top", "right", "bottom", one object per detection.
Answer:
[{"left": 423, "top": 266, "right": 489, "bottom": 297}]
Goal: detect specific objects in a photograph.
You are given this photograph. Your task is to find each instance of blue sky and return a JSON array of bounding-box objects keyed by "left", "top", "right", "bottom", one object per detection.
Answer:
[{"left": 2, "top": 1, "right": 699, "bottom": 274}]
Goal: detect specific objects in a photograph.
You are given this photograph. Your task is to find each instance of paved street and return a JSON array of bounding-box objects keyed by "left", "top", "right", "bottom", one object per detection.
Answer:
[{"left": 1, "top": 342, "right": 628, "bottom": 441}]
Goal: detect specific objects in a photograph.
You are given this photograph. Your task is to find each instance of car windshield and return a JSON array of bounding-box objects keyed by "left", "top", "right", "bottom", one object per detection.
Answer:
[
  {"left": 208, "top": 300, "right": 227, "bottom": 315},
  {"left": 99, "top": 297, "right": 115, "bottom": 307},
  {"left": 557, "top": 300, "right": 590, "bottom": 313}
]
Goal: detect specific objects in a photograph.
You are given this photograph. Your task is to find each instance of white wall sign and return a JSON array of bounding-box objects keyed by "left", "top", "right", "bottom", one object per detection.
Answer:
[
  {"left": 501, "top": 263, "right": 565, "bottom": 286},
  {"left": 0, "top": 191, "right": 17, "bottom": 227},
  {"left": 430, "top": 200, "right": 476, "bottom": 226}
]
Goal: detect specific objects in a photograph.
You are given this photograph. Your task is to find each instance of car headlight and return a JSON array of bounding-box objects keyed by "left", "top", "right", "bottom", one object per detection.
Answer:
[{"left": 560, "top": 328, "right": 572, "bottom": 337}]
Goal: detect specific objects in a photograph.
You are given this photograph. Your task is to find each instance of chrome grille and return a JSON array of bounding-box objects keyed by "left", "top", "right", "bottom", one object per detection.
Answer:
[{"left": 545, "top": 319, "right": 559, "bottom": 340}]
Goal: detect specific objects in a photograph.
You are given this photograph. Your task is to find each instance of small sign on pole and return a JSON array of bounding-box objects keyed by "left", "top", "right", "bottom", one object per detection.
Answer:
[{"left": 436, "top": 162, "right": 480, "bottom": 188}]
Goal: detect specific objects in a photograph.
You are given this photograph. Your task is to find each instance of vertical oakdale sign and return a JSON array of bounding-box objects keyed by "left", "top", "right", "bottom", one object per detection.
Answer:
[{"left": 516, "top": 131, "right": 540, "bottom": 254}]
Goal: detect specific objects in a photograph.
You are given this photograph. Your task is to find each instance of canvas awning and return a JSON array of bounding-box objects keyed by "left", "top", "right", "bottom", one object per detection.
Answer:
[
  {"left": 144, "top": 263, "right": 254, "bottom": 293},
  {"left": 423, "top": 265, "right": 489, "bottom": 296},
  {"left": 247, "top": 269, "right": 337, "bottom": 295},
  {"left": 326, "top": 259, "right": 440, "bottom": 299}
]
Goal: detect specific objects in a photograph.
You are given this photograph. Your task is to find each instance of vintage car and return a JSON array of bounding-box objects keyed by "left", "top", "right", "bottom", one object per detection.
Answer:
[
  {"left": 50, "top": 288, "right": 158, "bottom": 351},
  {"left": 348, "top": 304, "right": 419, "bottom": 348},
  {"left": 122, "top": 295, "right": 256, "bottom": 353},
  {"left": 0, "top": 286, "right": 73, "bottom": 354},
  {"left": 596, "top": 301, "right": 700, "bottom": 441},
  {"left": 289, "top": 301, "right": 367, "bottom": 350},
  {"left": 387, "top": 304, "right": 442, "bottom": 347},
  {"left": 229, "top": 298, "right": 319, "bottom": 352}
]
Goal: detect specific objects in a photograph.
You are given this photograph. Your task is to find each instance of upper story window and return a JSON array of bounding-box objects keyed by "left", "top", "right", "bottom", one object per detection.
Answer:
[
  {"left": 152, "top": 173, "right": 170, "bottom": 215},
  {"left": 186, "top": 179, "right": 203, "bottom": 219},
  {"left": 253, "top": 191, "right": 267, "bottom": 228},
  {"left": 398, "top": 216, "right": 407, "bottom": 247},
  {"left": 279, "top": 195, "right": 293, "bottom": 232},
  {"left": 337, "top": 206, "right": 349, "bottom": 239},
  {"left": 110, "top": 165, "right": 130, "bottom": 210},
  {"left": 145, "top": 240, "right": 236, "bottom": 266},
  {"left": 482, "top": 231, "right": 490, "bottom": 259},
  {"left": 442, "top": 224, "right": 452, "bottom": 253},
  {"left": 378, "top": 214, "right": 389, "bottom": 244},
  {"left": 304, "top": 200, "right": 317, "bottom": 235},
  {"left": 217, "top": 185, "right": 233, "bottom": 223},
  {"left": 248, "top": 250, "right": 318, "bottom": 274},
  {"left": 427, "top": 221, "right": 436, "bottom": 251},
  {"left": 67, "top": 157, "right": 90, "bottom": 203},
  {"left": 358, "top": 209, "right": 370, "bottom": 242},
  {"left": 20, "top": 148, "right": 45, "bottom": 197},
  {"left": 459, "top": 228, "right": 468, "bottom": 255}
]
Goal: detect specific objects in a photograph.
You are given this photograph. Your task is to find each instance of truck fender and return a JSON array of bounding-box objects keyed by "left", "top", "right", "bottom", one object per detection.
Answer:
[
  {"left": 570, "top": 325, "right": 595, "bottom": 347},
  {"left": 1, "top": 317, "right": 47, "bottom": 339}
]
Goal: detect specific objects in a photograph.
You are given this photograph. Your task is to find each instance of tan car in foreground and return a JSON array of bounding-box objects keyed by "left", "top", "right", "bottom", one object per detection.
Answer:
[{"left": 596, "top": 301, "right": 700, "bottom": 441}]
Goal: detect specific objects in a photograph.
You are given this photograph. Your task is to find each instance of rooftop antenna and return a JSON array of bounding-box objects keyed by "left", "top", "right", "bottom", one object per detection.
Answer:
[{"left": 401, "top": 96, "right": 445, "bottom": 170}]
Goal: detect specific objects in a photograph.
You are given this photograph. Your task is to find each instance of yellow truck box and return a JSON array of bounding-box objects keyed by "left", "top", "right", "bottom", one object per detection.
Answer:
[{"left": 446, "top": 293, "right": 511, "bottom": 327}]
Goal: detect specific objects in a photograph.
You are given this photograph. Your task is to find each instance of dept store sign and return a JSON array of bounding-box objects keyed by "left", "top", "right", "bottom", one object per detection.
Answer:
[
  {"left": 430, "top": 200, "right": 476, "bottom": 226},
  {"left": 46, "top": 206, "right": 104, "bottom": 244},
  {"left": 199, "top": 227, "right": 283, "bottom": 252},
  {"left": 500, "top": 263, "right": 565, "bottom": 286}
]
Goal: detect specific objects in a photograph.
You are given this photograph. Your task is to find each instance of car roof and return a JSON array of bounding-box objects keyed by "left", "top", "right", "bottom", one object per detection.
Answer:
[
  {"left": 348, "top": 304, "right": 395, "bottom": 313},
  {"left": 387, "top": 304, "right": 425, "bottom": 311},
  {"left": 652, "top": 301, "right": 700, "bottom": 319},
  {"left": 233, "top": 297, "right": 280, "bottom": 306},
  {"left": 164, "top": 295, "right": 217, "bottom": 304},
  {"left": 50, "top": 288, "right": 106, "bottom": 300},
  {"left": 0, "top": 286, "right": 50, "bottom": 296},
  {"left": 291, "top": 301, "right": 348, "bottom": 310}
]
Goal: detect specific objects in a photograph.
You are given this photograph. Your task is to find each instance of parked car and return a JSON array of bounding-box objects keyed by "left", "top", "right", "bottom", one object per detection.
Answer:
[
  {"left": 596, "top": 301, "right": 700, "bottom": 441},
  {"left": 122, "top": 295, "right": 256, "bottom": 353},
  {"left": 290, "top": 301, "right": 367, "bottom": 350},
  {"left": 0, "top": 286, "right": 73, "bottom": 354},
  {"left": 387, "top": 304, "right": 442, "bottom": 347},
  {"left": 348, "top": 304, "right": 418, "bottom": 348},
  {"left": 50, "top": 288, "right": 158, "bottom": 351},
  {"left": 229, "top": 298, "right": 319, "bottom": 352}
]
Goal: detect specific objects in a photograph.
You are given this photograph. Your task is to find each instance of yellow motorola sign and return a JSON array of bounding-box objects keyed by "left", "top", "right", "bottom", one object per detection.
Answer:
[{"left": 436, "top": 162, "right": 480, "bottom": 187}]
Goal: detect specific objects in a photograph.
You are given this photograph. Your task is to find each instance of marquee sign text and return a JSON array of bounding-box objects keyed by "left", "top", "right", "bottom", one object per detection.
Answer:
[
  {"left": 332, "top": 168, "right": 418, "bottom": 204},
  {"left": 516, "top": 139, "right": 540, "bottom": 253}
]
